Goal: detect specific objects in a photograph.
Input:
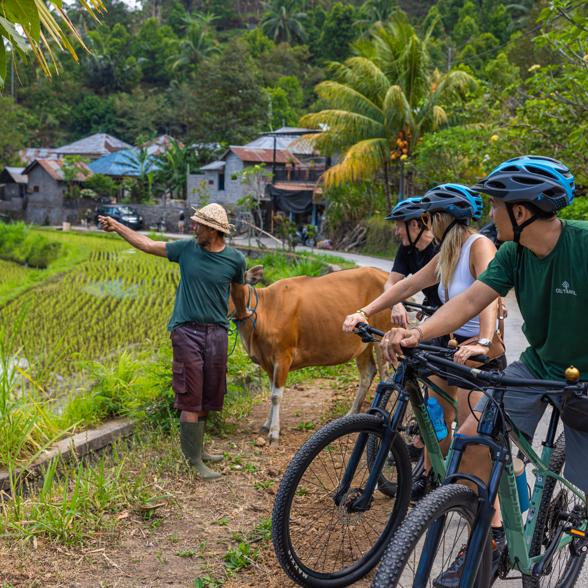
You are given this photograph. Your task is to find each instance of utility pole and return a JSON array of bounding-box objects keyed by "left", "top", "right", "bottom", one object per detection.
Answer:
[{"left": 447, "top": 47, "right": 452, "bottom": 72}]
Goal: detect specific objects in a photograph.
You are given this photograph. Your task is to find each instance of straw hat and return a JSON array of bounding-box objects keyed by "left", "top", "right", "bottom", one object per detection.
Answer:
[{"left": 190, "top": 203, "right": 235, "bottom": 234}]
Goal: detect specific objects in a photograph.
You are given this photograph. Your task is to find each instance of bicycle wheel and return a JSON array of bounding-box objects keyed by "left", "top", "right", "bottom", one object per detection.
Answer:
[
  {"left": 523, "top": 433, "right": 587, "bottom": 588},
  {"left": 366, "top": 382, "right": 424, "bottom": 498},
  {"left": 373, "top": 484, "right": 492, "bottom": 588},
  {"left": 272, "top": 414, "right": 412, "bottom": 588}
]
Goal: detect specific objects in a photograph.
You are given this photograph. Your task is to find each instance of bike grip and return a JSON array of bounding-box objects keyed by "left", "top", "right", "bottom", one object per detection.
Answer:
[{"left": 469, "top": 354, "right": 490, "bottom": 364}]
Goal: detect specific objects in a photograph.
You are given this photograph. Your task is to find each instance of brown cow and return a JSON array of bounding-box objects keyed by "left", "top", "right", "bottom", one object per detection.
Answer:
[{"left": 229, "top": 266, "right": 392, "bottom": 447}]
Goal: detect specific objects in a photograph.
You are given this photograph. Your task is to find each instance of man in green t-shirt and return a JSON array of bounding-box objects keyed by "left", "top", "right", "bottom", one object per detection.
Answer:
[
  {"left": 379, "top": 156, "right": 586, "bottom": 584},
  {"left": 99, "top": 203, "right": 251, "bottom": 481}
]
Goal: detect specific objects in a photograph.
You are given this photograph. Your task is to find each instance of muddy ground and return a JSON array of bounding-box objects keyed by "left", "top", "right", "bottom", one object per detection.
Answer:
[{"left": 0, "top": 375, "right": 381, "bottom": 588}]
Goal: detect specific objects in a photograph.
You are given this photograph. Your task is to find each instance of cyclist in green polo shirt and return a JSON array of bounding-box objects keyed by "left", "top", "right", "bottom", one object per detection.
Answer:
[{"left": 380, "top": 156, "right": 588, "bottom": 584}]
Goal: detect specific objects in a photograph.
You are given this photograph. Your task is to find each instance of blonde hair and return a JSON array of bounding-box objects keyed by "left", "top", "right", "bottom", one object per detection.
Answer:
[{"left": 430, "top": 211, "right": 478, "bottom": 291}]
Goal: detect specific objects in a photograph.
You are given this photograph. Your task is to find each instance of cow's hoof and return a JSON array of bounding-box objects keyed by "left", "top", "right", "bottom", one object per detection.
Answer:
[
  {"left": 269, "top": 438, "right": 280, "bottom": 448},
  {"left": 258, "top": 426, "right": 270, "bottom": 435}
]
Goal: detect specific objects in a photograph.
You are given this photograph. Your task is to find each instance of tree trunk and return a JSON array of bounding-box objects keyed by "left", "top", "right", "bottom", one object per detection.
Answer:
[
  {"left": 382, "top": 162, "right": 392, "bottom": 211},
  {"left": 399, "top": 160, "right": 405, "bottom": 201}
]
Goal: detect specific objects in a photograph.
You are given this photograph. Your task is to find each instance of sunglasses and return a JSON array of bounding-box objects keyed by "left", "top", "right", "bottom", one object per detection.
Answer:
[{"left": 420, "top": 213, "right": 430, "bottom": 227}]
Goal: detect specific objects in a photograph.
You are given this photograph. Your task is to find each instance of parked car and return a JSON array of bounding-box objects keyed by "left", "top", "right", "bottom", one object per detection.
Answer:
[{"left": 94, "top": 205, "right": 143, "bottom": 230}]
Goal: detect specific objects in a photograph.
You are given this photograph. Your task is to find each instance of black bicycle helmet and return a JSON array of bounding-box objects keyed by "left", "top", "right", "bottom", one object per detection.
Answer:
[{"left": 386, "top": 197, "right": 427, "bottom": 252}]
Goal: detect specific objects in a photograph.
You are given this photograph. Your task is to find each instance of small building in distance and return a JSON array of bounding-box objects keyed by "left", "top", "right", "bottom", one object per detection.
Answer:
[
  {"left": 22, "top": 159, "right": 94, "bottom": 225},
  {"left": 87, "top": 149, "right": 160, "bottom": 181},
  {"left": 192, "top": 146, "right": 300, "bottom": 206},
  {"left": 0, "top": 167, "right": 28, "bottom": 200},
  {"left": 51, "top": 133, "right": 133, "bottom": 160}
]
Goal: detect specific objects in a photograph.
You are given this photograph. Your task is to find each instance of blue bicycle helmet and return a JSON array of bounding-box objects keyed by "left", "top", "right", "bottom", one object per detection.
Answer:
[
  {"left": 420, "top": 184, "right": 483, "bottom": 246},
  {"left": 421, "top": 184, "right": 484, "bottom": 221},
  {"left": 472, "top": 155, "right": 575, "bottom": 212},
  {"left": 472, "top": 155, "right": 575, "bottom": 251},
  {"left": 386, "top": 197, "right": 426, "bottom": 222}
]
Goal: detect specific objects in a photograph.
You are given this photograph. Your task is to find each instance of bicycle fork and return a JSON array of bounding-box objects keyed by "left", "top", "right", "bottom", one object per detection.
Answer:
[{"left": 333, "top": 381, "right": 409, "bottom": 511}]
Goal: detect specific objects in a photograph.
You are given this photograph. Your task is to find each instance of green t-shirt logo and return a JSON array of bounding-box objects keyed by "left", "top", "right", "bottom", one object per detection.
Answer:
[{"left": 556, "top": 281, "right": 576, "bottom": 295}]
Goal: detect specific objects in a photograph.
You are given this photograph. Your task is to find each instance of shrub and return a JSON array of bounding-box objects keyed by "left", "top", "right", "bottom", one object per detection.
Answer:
[{"left": 0, "top": 222, "right": 62, "bottom": 268}]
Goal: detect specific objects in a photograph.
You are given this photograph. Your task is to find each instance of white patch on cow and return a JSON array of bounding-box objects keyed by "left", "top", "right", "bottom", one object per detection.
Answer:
[{"left": 268, "top": 383, "right": 285, "bottom": 447}]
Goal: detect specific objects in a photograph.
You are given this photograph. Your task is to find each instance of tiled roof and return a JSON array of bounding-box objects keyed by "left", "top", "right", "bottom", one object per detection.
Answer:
[
  {"left": 52, "top": 133, "right": 133, "bottom": 157},
  {"left": 88, "top": 149, "right": 160, "bottom": 177},
  {"left": 229, "top": 147, "right": 301, "bottom": 165},
  {"left": 24, "top": 159, "right": 93, "bottom": 182}
]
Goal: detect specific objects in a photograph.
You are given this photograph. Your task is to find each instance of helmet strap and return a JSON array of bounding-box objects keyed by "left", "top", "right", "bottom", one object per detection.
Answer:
[
  {"left": 506, "top": 203, "right": 537, "bottom": 254},
  {"left": 407, "top": 223, "right": 425, "bottom": 253},
  {"left": 439, "top": 218, "right": 461, "bottom": 247}
]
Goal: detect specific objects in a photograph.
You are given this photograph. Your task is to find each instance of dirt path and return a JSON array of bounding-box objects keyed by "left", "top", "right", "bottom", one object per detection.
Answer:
[{"left": 0, "top": 375, "right": 377, "bottom": 588}]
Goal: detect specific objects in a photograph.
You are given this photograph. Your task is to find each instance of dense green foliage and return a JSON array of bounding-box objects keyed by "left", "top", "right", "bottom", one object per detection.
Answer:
[{"left": 3, "top": 0, "right": 588, "bottom": 221}]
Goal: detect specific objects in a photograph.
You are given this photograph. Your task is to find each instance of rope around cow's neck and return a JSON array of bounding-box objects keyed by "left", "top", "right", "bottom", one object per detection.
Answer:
[{"left": 228, "top": 284, "right": 258, "bottom": 357}]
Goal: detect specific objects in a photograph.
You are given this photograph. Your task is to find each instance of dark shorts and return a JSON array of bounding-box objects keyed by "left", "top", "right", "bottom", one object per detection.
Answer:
[
  {"left": 424, "top": 333, "right": 503, "bottom": 390},
  {"left": 170, "top": 323, "right": 228, "bottom": 412}
]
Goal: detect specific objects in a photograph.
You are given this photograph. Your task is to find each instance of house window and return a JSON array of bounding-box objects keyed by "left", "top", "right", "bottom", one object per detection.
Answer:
[
  {"left": 33, "top": 185, "right": 39, "bottom": 192},
  {"left": 208, "top": 180, "right": 214, "bottom": 185},
  {"left": 219, "top": 173, "right": 225, "bottom": 191}
]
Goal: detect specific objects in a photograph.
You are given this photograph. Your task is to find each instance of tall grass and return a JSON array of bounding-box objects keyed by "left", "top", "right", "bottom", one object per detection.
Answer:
[{"left": 0, "top": 222, "right": 63, "bottom": 268}]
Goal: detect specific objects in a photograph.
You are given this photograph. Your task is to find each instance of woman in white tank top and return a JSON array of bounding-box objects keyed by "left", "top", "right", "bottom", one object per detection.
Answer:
[{"left": 343, "top": 184, "right": 500, "bottom": 503}]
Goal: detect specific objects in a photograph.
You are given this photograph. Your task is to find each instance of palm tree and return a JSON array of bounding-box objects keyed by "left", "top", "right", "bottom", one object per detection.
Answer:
[
  {"left": 167, "top": 12, "right": 220, "bottom": 70},
  {"left": 297, "top": 14, "right": 477, "bottom": 208},
  {"left": 261, "top": 0, "right": 308, "bottom": 45},
  {"left": 355, "top": 0, "right": 397, "bottom": 29}
]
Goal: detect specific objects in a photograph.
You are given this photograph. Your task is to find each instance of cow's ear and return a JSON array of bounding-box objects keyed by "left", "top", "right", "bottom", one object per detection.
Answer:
[{"left": 246, "top": 265, "right": 264, "bottom": 285}]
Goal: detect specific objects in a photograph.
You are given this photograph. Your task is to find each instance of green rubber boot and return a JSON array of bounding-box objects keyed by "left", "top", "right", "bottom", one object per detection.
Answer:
[
  {"left": 199, "top": 416, "right": 224, "bottom": 463},
  {"left": 180, "top": 421, "right": 222, "bottom": 480}
]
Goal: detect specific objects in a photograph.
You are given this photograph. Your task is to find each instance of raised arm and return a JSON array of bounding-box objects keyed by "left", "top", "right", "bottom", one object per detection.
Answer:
[
  {"left": 98, "top": 216, "right": 167, "bottom": 257},
  {"left": 342, "top": 254, "right": 440, "bottom": 333}
]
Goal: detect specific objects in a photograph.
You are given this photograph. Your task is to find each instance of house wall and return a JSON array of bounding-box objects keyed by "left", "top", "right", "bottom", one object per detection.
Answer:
[
  {"left": 131, "top": 203, "right": 188, "bottom": 233},
  {"left": 24, "top": 166, "right": 66, "bottom": 225},
  {"left": 1, "top": 184, "right": 22, "bottom": 199},
  {"left": 188, "top": 159, "right": 278, "bottom": 208}
]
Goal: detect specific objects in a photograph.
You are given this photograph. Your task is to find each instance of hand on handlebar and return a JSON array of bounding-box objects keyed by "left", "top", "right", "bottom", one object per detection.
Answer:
[
  {"left": 343, "top": 312, "right": 368, "bottom": 334},
  {"left": 453, "top": 343, "right": 489, "bottom": 366},
  {"left": 380, "top": 327, "right": 420, "bottom": 364},
  {"left": 390, "top": 303, "right": 410, "bottom": 329}
]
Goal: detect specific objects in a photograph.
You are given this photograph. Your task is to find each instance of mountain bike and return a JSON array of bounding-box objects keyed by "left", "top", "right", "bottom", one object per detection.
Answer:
[
  {"left": 372, "top": 347, "right": 588, "bottom": 588},
  {"left": 272, "top": 323, "right": 489, "bottom": 588}
]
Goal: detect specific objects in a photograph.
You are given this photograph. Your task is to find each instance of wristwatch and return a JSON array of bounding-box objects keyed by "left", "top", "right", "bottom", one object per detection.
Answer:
[{"left": 477, "top": 338, "right": 492, "bottom": 349}]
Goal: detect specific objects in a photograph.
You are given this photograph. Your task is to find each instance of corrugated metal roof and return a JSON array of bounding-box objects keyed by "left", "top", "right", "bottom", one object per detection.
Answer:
[
  {"left": 24, "top": 159, "right": 93, "bottom": 182},
  {"left": 3, "top": 167, "right": 28, "bottom": 184},
  {"left": 229, "top": 147, "right": 301, "bottom": 165},
  {"left": 200, "top": 160, "right": 226, "bottom": 171},
  {"left": 87, "top": 150, "right": 160, "bottom": 177},
  {"left": 52, "top": 133, "right": 133, "bottom": 157},
  {"left": 141, "top": 135, "right": 184, "bottom": 156},
  {"left": 19, "top": 148, "right": 57, "bottom": 164}
]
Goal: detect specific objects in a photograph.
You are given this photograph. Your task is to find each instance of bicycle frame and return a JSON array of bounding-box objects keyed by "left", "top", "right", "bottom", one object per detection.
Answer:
[
  {"left": 334, "top": 362, "right": 458, "bottom": 512},
  {"left": 419, "top": 389, "right": 588, "bottom": 588}
]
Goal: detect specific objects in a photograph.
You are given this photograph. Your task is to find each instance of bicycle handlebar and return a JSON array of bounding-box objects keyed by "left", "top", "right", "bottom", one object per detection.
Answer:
[
  {"left": 401, "top": 301, "right": 439, "bottom": 317},
  {"left": 353, "top": 323, "right": 490, "bottom": 365}
]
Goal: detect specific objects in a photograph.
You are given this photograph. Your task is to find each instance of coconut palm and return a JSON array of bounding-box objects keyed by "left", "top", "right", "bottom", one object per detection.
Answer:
[
  {"left": 261, "top": 0, "right": 308, "bottom": 45},
  {"left": 355, "top": 0, "right": 398, "bottom": 29},
  {"left": 167, "top": 13, "right": 220, "bottom": 70},
  {"left": 297, "top": 14, "right": 477, "bottom": 207}
]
